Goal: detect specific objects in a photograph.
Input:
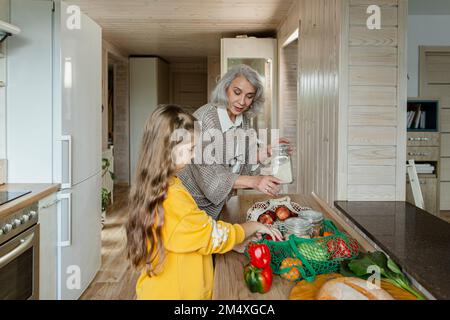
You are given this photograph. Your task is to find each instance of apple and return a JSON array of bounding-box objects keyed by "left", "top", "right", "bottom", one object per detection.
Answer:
[
  {"left": 258, "top": 213, "right": 274, "bottom": 225},
  {"left": 275, "top": 206, "right": 291, "bottom": 221},
  {"left": 266, "top": 210, "right": 277, "bottom": 221}
]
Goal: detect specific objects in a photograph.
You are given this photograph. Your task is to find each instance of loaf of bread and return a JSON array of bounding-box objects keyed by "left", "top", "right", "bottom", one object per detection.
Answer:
[{"left": 316, "top": 277, "right": 394, "bottom": 300}]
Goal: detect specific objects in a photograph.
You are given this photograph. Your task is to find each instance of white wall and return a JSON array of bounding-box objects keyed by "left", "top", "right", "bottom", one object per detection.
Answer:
[
  {"left": 408, "top": 15, "right": 450, "bottom": 97},
  {"left": 0, "top": 0, "right": 9, "bottom": 160},
  {"left": 129, "top": 57, "right": 158, "bottom": 182}
]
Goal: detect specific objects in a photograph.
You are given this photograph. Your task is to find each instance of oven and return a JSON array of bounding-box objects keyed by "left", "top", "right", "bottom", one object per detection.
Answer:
[{"left": 0, "top": 203, "right": 40, "bottom": 300}]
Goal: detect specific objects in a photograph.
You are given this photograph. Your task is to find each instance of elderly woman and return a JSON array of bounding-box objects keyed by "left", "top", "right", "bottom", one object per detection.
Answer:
[{"left": 178, "top": 64, "right": 290, "bottom": 219}]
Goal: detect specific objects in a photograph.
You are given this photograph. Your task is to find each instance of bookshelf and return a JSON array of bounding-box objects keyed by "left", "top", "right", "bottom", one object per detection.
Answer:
[
  {"left": 406, "top": 98, "right": 440, "bottom": 215},
  {"left": 407, "top": 99, "right": 439, "bottom": 132}
]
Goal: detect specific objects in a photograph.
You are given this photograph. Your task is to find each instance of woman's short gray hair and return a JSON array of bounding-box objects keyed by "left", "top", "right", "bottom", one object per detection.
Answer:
[{"left": 210, "top": 64, "right": 265, "bottom": 118}]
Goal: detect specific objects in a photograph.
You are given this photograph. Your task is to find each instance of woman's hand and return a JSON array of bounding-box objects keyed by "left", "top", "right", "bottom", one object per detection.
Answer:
[
  {"left": 252, "top": 176, "right": 282, "bottom": 197},
  {"left": 268, "top": 137, "right": 294, "bottom": 156}
]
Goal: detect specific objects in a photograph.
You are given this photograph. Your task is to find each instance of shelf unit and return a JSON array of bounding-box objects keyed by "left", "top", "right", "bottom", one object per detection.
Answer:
[{"left": 406, "top": 99, "right": 440, "bottom": 215}]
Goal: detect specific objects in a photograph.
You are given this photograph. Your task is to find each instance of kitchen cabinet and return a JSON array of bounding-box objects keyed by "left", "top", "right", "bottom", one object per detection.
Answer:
[
  {"left": 406, "top": 175, "right": 438, "bottom": 216},
  {"left": 405, "top": 101, "right": 441, "bottom": 215},
  {"left": 38, "top": 193, "right": 58, "bottom": 300}
]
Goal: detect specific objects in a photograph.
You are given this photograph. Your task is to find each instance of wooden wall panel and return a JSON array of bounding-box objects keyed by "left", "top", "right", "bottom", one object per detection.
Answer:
[
  {"left": 349, "top": 126, "right": 397, "bottom": 145},
  {"left": 349, "top": 47, "right": 397, "bottom": 66},
  {"left": 442, "top": 109, "right": 450, "bottom": 132},
  {"left": 348, "top": 146, "right": 397, "bottom": 166},
  {"left": 349, "top": 86, "right": 397, "bottom": 106},
  {"left": 341, "top": 0, "right": 407, "bottom": 201},
  {"left": 349, "top": 66, "right": 397, "bottom": 86},
  {"left": 276, "top": 0, "right": 407, "bottom": 204},
  {"left": 349, "top": 106, "right": 397, "bottom": 126},
  {"left": 349, "top": 6, "right": 398, "bottom": 26},
  {"left": 294, "top": 0, "right": 341, "bottom": 204},
  {"left": 349, "top": 27, "right": 398, "bottom": 46},
  {"left": 169, "top": 57, "right": 208, "bottom": 114},
  {"left": 348, "top": 166, "right": 396, "bottom": 185},
  {"left": 348, "top": 185, "right": 396, "bottom": 201},
  {"left": 350, "top": 0, "right": 398, "bottom": 5}
]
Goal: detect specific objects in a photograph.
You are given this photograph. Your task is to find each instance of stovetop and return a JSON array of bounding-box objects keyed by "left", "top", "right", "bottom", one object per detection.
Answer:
[{"left": 0, "top": 191, "right": 32, "bottom": 206}]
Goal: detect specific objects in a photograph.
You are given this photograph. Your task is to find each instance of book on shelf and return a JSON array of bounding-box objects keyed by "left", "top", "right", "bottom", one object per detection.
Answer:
[
  {"left": 407, "top": 111, "right": 415, "bottom": 128},
  {"left": 413, "top": 109, "right": 422, "bottom": 129},
  {"left": 415, "top": 163, "right": 435, "bottom": 174},
  {"left": 420, "top": 111, "right": 426, "bottom": 129}
]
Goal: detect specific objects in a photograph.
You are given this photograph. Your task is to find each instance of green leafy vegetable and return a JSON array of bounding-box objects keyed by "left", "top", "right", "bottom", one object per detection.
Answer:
[{"left": 344, "top": 251, "right": 425, "bottom": 300}]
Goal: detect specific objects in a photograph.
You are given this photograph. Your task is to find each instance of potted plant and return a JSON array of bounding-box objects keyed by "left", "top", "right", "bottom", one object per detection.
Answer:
[
  {"left": 101, "top": 158, "right": 115, "bottom": 226},
  {"left": 101, "top": 187, "right": 111, "bottom": 221}
]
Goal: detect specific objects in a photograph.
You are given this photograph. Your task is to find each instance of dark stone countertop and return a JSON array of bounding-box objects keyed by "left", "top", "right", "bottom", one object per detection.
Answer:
[{"left": 334, "top": 201, "right": 450, "bottom": 300}]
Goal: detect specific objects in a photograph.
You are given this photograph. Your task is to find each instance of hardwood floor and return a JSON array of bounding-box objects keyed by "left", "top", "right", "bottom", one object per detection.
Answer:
[
  {"left": 441, "top": 211, "right": 450, "bottom": 224},
  {"left": 80, "top": 185, "right": 139, "bottom": 300}
]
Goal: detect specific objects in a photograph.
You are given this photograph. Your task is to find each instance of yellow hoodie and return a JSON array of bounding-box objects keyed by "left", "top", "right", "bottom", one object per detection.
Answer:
[{"left": 135, "top": 176, "right": 245, "bottom": 300}]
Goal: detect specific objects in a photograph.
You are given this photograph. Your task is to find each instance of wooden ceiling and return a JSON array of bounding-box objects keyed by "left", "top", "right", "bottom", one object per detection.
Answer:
[{"left": 66, "top": 0, "right": 294, "bottom": 60}]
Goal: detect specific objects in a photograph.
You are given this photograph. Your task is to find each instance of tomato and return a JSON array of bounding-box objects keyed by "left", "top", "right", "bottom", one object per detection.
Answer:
[{"left": 326, "top": 237, "right": 359, "bottom": 259}]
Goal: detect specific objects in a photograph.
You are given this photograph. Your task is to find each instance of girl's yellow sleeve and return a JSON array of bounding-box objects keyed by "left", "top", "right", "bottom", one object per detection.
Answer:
[{"left": 164, "top": 187, "right": 245, "bottom": 255}]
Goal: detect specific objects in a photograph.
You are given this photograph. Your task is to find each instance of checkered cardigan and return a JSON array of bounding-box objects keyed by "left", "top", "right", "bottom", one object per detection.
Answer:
[{"left": 178, "top": 103, "right": 260, "bottom": 220}]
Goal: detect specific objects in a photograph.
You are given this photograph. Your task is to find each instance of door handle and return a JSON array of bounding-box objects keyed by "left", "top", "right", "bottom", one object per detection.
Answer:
[
  {"left": 61, "top": 135, "right": 72, "bottom": 189},
  {"left": 0, "top": 233, "right": 35, "bottom": 268},
  {"left": 57, "top": 192, "right": 72, "bottom": 247}
]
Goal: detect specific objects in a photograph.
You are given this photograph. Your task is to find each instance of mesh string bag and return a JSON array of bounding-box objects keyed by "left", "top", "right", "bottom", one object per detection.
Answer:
[{"left": 245, "top": 219, "right": 360, "bottom": 283}]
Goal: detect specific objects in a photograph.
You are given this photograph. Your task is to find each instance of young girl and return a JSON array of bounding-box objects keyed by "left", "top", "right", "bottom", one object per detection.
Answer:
[{"left": 126, "top": 104, "right": 282, "bottom": 300}]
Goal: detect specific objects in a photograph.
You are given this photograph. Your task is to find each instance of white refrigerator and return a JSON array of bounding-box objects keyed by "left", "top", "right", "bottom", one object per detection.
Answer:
[{"left": 7, "top": 0, "right": 102, "bottom": 300}]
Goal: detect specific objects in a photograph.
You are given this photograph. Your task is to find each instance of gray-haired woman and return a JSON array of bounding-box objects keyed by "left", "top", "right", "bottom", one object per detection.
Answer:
[{"left": 178, "top": 64, "right": 292, "bottom": 220}]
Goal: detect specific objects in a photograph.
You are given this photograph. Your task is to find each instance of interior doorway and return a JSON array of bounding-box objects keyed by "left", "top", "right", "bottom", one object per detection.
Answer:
[{"left": 279, "top": 38, "right": 298, "bottom": 194}]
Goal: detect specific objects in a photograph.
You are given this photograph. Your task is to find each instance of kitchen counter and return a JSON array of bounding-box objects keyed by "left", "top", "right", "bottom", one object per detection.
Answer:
[
  {"left": 334, "top": 201, "right": 450, "bottom": 300},
  {"left": 0, "top": 183, "right": 60, "bottom": 219},
  {"left": 213, "top": 194, "right": 347, "bottom": 300}
]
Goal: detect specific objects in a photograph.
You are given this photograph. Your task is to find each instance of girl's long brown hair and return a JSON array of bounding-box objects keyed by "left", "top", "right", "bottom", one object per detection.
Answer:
[{"left": 126, "top": 104, "right": 196, "bottom": 276}]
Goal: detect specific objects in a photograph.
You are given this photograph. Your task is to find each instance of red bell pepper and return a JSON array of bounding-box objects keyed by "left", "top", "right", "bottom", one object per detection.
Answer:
[
  {"left": 243, "top": 264, "right": 273, "bottom": 294},
  {"left": 247, "top": 243, "right": 271, "bottom": 269}
]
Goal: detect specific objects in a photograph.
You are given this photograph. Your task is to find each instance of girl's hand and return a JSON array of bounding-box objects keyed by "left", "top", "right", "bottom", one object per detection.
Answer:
[
  {"left": 233, "top": 235, "right": 259, "bottom": 253},
  {"left": 255, "top": 223, "right": 283, "bottom": 241},
  {"left": 253, "top": 176, "right": 282, "bottom": 197}
]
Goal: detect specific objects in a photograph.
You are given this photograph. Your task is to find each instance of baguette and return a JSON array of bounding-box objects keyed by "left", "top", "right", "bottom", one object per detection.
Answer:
[{"left": 316, "top": 277, "right": 394, "bottom": 300}]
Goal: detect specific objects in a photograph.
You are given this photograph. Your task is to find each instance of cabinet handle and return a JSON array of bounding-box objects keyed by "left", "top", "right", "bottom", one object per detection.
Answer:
[
  {"left": 39, "top": 199, "right": 60, "bottom": 210},
  {"left": 408, "top": 137, "right": 429, "bottom": 142},
  {"left": 408, "top": 152, "right": 430, "bottom": 157},
  {"left": 407, "top": 181, "right": 427, "bottom": 185}
]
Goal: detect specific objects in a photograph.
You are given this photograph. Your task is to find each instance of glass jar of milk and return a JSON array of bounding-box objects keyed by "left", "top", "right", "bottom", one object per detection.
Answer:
[{"left": 271, "top": 144, "right": 293, "bottom": 184}]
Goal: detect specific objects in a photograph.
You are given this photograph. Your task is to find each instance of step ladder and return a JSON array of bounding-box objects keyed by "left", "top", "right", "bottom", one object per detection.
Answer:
[{"left": 406, "top": 159, "right": 424, "bottom": 210}]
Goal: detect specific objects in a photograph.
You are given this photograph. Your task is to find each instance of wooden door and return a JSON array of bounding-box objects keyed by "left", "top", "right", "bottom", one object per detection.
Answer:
[{"left": 420, "top": 46, "right": 450, "bottom": 211}]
